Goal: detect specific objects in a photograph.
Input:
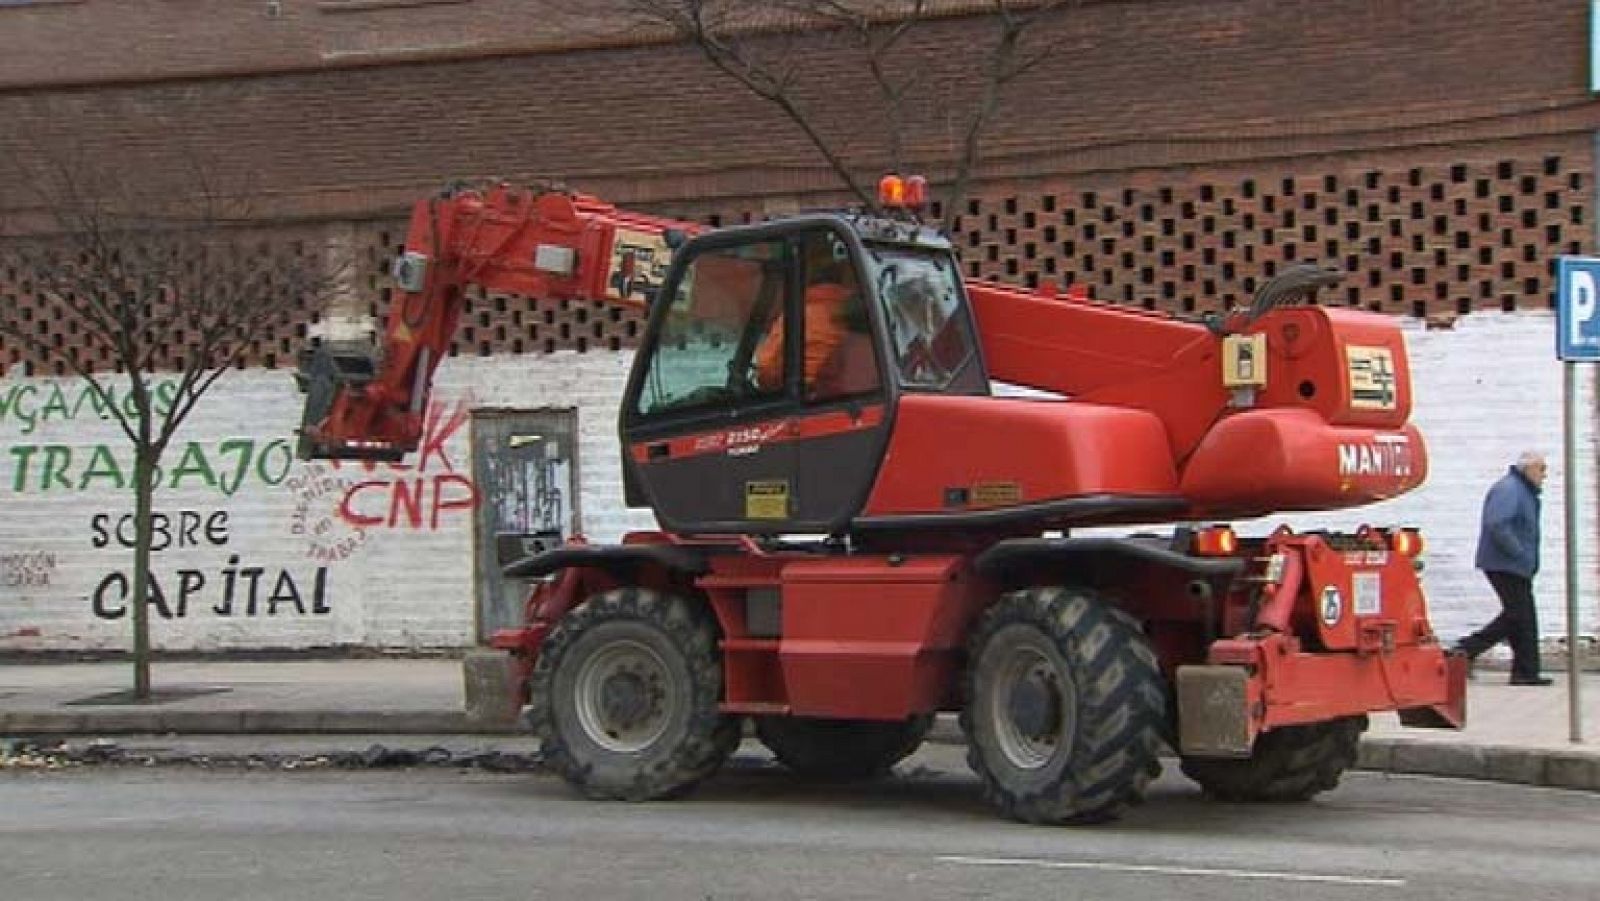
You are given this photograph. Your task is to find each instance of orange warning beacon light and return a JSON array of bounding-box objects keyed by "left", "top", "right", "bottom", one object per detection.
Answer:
[
  {"left": 878, "top": 173, "right": 929, "bottom": 212},
  {"left": 878, "top": 174, "right": 906, "bottom": 208},
  {"left": 904, "top": 175, "right": 928, "bottom": 210}
]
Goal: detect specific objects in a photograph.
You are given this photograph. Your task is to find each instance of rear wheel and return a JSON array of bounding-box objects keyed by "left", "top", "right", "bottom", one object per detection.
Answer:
[
  {"left": 1181, "top": 715, "right": 1367, "bottom": 803},
  {"left": 529, "top": 587, "right": 739, "bottom": 801},
  {"left": 755, "top": 715, "right": 933, "bottom": 781},
  {"left": 961, "top": 586, "right": 1169, "bottom": 825}
]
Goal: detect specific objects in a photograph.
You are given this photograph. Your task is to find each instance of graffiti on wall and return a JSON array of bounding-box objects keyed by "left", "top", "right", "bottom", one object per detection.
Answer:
[
  {"left": 1, "top": 374, "right": 297, "bottom": 497},
  {"left": 0, "top": 374, "right": 485, "bottom": 636},
  {"left": 87, "top": 508, "right": 330, "bottom": 621},
  {"left": 288, "top": 465, "right": 369, "bottom": 564},
  {"left": 1, "top": 551, "right": 55, "bottom": 588},
  {"left": 0, "top": 378, "right": 180, "bottom": 436},
  {"left": 7, "top": 438, "right": 294, "bottom": 495},
  {"left": 331, "top": 398, "right": 478, "bottom": 529},
  {"left": 286, "top": 397, "right": 483, "bottom": 561}
]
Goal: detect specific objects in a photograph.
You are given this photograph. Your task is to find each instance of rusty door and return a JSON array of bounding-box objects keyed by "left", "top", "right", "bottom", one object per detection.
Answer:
[{"left": 470, "top": 409, "right": 579, "bottom": 641}]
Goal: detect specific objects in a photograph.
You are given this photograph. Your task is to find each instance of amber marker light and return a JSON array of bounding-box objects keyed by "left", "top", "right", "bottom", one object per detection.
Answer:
[
  {"left": 1193, "top": 525, "right": 1239, "bottom": 556},
  {"left": 1391, "top": 528, "right": 1425, "bottom": 558}
]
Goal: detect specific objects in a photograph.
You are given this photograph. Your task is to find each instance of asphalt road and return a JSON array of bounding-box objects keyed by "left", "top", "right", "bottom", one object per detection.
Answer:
[{"left": 2, "top": 743, "right": 1596, "bottom": 901}]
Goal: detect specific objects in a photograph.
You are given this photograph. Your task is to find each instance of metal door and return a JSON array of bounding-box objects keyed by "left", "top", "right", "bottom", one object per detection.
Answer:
[{"left": 471, "top": 409, "right": 579, "bottom": 641}]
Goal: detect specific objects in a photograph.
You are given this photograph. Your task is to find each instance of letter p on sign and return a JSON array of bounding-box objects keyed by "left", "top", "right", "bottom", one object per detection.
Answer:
[{"left": 1558, "top": 257, "right": 1600, "bottom": 362}]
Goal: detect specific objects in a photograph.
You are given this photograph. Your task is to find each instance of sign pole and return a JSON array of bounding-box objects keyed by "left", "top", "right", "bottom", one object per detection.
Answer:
[
  {"left": 1565, "top": 359, "right": 1584, "bottom": 743},
  {"left": 1557, "top": 254, "right": 1597, "bottom": 743}
]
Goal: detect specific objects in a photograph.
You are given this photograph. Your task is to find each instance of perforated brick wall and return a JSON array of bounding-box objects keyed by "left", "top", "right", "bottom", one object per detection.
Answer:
[
  {"left": 6, "top": 138, "right": 1593, "bottom": 378},
  {"left": 0, "top": 229, "right": 328, "bottom": 377},
  {"left": 946, "top": 153, "right": 1592, "bottom": 319}
]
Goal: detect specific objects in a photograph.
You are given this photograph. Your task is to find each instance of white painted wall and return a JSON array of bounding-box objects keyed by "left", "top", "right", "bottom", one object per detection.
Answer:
[
  {"left": 0, "top": 312, "right": 1593, "bottom": 652},
  {"left": 1254, "top": 312, "right": 1600, "bottom": 646},
  {"left": 0, "top": 352, "right": 654, "bottom": 652}
]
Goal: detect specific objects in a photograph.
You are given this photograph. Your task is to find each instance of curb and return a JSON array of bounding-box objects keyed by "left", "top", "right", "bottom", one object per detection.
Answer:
[
  {"left": 924, "top": 715, "right": 1600, "bottom": 792},
  {"left": 1357, "top": 737, "right": 1600, "bottom": 792},
  {"left": 0, "top": 710, "right": 519, "bottom": 736},
  {"left": 5, "top": 710, "right": 1597, "bottom": 792}
]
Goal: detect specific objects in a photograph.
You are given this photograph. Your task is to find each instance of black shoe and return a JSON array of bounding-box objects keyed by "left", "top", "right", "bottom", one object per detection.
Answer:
[{"left": 1509, "top": 675, "right": 1554, "bottom": 686}]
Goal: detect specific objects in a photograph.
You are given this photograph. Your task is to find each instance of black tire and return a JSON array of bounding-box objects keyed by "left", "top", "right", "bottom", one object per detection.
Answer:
[
  {"left": 528, "top": 587, "right": 740, "bottom": 801},
  {"left": 961, "top": 586, "right": 1169, "bottom": 825},
  {"left": 755, "top": 714, "right": 933, "bottom": 781},
  {"left": 1181, "top": 715, "right": 1367, "bottom": 803}
]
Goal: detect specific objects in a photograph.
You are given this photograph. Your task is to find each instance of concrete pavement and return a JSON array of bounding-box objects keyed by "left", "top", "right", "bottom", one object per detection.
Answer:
[{"left": 2, "top": 655, "right": 1597, "bottom": 790}]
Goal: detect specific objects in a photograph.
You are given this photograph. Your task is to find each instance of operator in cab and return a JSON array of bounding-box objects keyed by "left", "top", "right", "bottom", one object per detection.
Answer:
[{"left": 754, "top": 233, "right": 864, "bottom": 394}]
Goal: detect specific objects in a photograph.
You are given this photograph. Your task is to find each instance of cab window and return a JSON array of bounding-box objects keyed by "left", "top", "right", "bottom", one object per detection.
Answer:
[
  {"left": 635, "top": 240, "right": 789, "bottom": 417},
  {"left": 796, "top": 231, "right": 878, "bottom": 402},
  {"left": 873, "top": 250, "right": 976, "bottom": 389}
]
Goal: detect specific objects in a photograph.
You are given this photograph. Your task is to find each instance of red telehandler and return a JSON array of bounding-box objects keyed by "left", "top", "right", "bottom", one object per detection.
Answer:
[{"left": 297, "top": 177, "right": 1466, "bottom": 824}]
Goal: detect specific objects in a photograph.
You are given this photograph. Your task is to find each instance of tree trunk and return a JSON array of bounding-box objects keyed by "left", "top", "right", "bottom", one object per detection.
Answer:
[{"left": 131, "top": 433, "right": 155, "bottom": 700}]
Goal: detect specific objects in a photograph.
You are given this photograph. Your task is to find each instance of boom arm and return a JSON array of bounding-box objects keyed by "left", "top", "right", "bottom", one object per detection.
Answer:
[{"left": 296, "top": 183, "right": 693, "bottom": 461}]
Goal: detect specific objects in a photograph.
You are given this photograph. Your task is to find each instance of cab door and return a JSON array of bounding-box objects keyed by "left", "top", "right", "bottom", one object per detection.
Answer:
[{"left": 621, "top": 221, "right": 891, "bottom": 535}]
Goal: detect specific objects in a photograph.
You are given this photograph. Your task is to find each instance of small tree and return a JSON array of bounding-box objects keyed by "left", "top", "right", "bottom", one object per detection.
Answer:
[
  {"left": 567, "top": 0, "right": 1078, "bottom": 228},
  {"left": 0, "top": 143, "right": 337, "bottom": 699}
]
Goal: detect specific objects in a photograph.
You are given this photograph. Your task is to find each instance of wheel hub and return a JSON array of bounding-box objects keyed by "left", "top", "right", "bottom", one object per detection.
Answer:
[
  {"left": 573, "top": 639, "right": 675, "bottom": 754},
  {"left": 600, "top": 670, "right": 653, "bottom": 728},
  {"left": 1007, "top": 674, "right": 1060, "bottom": 740},
  {"left": 987, "top": 641, "right": 1077, "bottom": 771}
]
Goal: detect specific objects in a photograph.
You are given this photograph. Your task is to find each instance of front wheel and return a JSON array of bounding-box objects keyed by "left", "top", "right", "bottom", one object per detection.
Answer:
[
  {"left": 961, "top": 586, "right": 1169, "bottom": 825},
  {"left": 1181, "top": 716, "right": 1367, "bottom": 803},
  {"left": 528, "top": 587, "right": 739, "bottom": 801}
]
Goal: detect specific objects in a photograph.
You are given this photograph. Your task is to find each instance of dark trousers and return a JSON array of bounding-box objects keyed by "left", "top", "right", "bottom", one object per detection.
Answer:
[{"left": 1458, "top": 571, "right": 1542, "bottom": 679}]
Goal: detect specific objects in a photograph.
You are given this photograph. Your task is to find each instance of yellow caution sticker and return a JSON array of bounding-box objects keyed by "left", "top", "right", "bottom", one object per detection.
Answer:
[
  {"left": 971, "top": 481, "right": 1022, "bottom": 507},
  {"left": 745, "top": 480, "right": 790, "bottom": 519}
]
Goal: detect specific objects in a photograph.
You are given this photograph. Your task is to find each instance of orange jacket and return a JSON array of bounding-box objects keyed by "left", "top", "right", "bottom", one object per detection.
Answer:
[{"left": 755, "top": 282, "right": 852, "bottom": 391}]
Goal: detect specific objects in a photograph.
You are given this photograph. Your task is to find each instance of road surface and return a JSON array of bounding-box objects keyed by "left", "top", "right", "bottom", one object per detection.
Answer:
[{"left": 2, "top": 743, "right": 1595, "bottom": 900}]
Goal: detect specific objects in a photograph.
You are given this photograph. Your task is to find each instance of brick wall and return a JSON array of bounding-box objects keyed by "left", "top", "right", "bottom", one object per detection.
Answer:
[
  {"left": 951, "top": 137, "right": 1596, "bottom": 319},
  {"left": 4, "top": 136, "right": 1590, "bottom": 378},
  {"left": 1, "top": 1, "right": 1595, "bottom": 218},
  {"left": 2, "top": 1, "right": 1595, "bottom": 332}
]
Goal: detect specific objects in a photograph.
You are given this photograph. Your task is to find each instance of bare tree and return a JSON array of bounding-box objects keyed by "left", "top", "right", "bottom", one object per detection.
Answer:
[
  {"left": 0, "top": 143, "right": 338, "bottom": 699},
  {"left": 800, "top": 0, "right": 929, "bottom": 177},
  {"left": 940, "top": 1, "right": 1078, "bottom": 231},
  {"left": 565, "top": 0, "right": 1078, "bottom": 229}
]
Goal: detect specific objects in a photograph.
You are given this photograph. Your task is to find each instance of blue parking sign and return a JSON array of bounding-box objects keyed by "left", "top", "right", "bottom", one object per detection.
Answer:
[{"left": 1557, "top": 256, "right": 1600, "bottom": 362}]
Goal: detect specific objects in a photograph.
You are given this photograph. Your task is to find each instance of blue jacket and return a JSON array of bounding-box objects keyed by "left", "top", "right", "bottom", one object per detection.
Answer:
[{"left": 1475, "top": 466, "right": 1541, "bottom": 578}]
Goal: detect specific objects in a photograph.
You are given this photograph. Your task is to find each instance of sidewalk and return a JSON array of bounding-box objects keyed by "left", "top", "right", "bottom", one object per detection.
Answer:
[
  {"left": 1362, "top": 670, "right": 1600, "bottom": 789},
  {"left": 2, "top": 657, "right": 1597, "bottom": 790},
  {"left": 0, "top": 659, "right": 475, "bottom": 735}
]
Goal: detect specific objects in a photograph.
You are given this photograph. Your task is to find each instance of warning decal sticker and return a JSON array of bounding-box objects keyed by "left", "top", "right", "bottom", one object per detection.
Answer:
[{"left": 1346, "top": 344, "right": 1398, "bottom": 411}]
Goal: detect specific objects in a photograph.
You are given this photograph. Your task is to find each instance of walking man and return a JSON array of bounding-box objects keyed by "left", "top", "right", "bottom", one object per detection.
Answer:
[{"left": 1455, "top": 452, "right": 1552, "bottom": 685}]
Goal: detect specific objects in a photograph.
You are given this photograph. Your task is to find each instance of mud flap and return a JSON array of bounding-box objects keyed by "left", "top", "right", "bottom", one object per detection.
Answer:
[
  {"left": 1397, "top": 650, "right": 1469, "bottom": 729},
  {"left": 1177, "top": 665, "right": 1254, "bottom": 757}
]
